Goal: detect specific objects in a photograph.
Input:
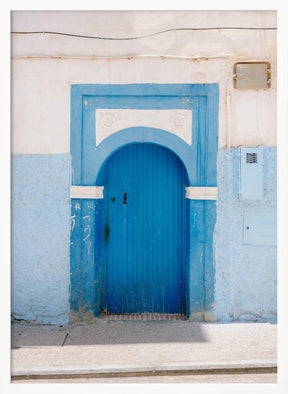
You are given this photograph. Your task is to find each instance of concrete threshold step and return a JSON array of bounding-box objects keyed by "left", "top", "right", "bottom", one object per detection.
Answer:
[
  {"left": 11, "top": 360, "right": 277, "bottom": 381},
  {"left": 100, "top": 313, "right": 187, "bottom": 321}
]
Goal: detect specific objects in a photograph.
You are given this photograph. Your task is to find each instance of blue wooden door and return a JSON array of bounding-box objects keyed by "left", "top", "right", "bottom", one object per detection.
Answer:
[{"left": 104, "top": 143, "right": 188, "bottom": 314}]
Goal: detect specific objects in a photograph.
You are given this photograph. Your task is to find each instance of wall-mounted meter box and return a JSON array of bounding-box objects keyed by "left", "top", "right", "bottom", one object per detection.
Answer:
[
  {"left": 243, "top": 211, "right": 277, "bottom": 246},
  {"left": 234, "top": 62, "right": 271, "bottom": 90},
  {"left": 239, "top": 147, "right": 263, "bottom": 200}
]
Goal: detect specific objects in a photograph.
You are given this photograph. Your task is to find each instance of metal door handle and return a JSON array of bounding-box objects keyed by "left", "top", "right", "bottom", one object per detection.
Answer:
[
  {"left": 104, "top": 220, "right": 110, "bottom": 243},
  {"left": 123, "top": 192, "right": 127, "bottom": 204}
]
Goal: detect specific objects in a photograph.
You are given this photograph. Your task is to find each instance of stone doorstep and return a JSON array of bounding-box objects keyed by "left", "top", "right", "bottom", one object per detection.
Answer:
[{"left": 101, "top": 313, "right": 186, "bottom": 321}]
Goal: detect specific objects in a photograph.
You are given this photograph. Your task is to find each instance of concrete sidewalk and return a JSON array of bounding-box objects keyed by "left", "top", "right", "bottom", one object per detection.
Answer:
[{"left": 11, "top": 320, "right": 277, "bottom": 380}]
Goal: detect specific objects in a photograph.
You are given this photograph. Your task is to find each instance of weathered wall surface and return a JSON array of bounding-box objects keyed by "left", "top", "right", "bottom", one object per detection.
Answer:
[
  {"left": 11, "top": 154, "right": 71, "bottom": 323},
  {"left": 11, "top": 11, "right": 277, "bottom": 323},
  {"left": 11, "top": 10, "right": 277, "bottom": 154},
  {"left": 215, "top": 147, "right": 277, "bottom": 322},
  {"left": 11, "top": 56, "right": 276, "bottom": 154}
]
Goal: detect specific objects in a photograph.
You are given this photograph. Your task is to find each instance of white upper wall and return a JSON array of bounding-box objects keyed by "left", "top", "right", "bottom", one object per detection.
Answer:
[
  {"left": 11, "top": 10, "right": 277, "bottom": 35},
  {"left": 11, "top": 11, "right": 277, "bottom": 154}
]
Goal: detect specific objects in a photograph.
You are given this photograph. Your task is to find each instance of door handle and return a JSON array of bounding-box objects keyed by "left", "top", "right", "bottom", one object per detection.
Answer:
[
  {"left": 104, "top": 219, "right": 110, "bottom": 243},
  {"left": 123, "top": 192, "right": 127, "bottom": 205}
]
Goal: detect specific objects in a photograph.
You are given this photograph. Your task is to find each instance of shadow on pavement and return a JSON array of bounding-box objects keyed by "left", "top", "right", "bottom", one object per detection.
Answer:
[{"left": 12, "top": 320, "right": 208, "bottom": 347}]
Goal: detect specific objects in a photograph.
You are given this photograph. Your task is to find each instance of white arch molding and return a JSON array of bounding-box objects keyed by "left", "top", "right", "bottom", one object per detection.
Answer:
[{"left": 95, "top": 109, "right": 193, "bottom": 146}]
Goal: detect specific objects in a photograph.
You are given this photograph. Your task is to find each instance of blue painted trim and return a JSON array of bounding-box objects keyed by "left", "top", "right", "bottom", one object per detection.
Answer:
[
  {"left": 94, "top": 128, "right": 192, "bottom": 185},
  {"left": 70, "top": 199, "right": 81, "bottom": 312},
  {"left": 70, "top": 199, "right": 104, "bottom": 317},
  {"left": 71, "top": 83, "right": 217, "bottom": 98},
  {"left": 70, "top": 90, "right": 83, "bottom": 185},
  {"left": 188, "top": 200, "right": 216, "bottom": 317},
  {"left": 71, "top": 83, "right": 219, "bottom": 186},
  {"left": 204, "top": 201, "right": 217, "bottom": 312},
  {"left": 70, "top": 83, "right": 219, "bottom": 319}
]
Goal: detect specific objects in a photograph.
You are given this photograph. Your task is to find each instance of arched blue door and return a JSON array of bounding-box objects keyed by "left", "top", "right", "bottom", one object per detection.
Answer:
[{"left": 103, "top": 143, "right": 188, "bottom": 315}]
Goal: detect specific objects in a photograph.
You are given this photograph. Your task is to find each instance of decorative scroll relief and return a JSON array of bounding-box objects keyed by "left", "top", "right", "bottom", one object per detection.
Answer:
[
  {"left": 70, "top": 186, "right": 104, "bottom": 199},
  {"left": 185, "top": 187, "right": 217, "bottom": 200},
  {"left": 95, "top": 109, "right": 192, "bottom": 146}
]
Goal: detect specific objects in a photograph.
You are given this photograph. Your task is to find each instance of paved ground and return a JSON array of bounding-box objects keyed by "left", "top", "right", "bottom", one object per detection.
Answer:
[
  {"left": 11, "top": 320, "right": 277, "bottom": 382},
  {"left": 13, "top": 373, "right": 277, "bottom": 384}
]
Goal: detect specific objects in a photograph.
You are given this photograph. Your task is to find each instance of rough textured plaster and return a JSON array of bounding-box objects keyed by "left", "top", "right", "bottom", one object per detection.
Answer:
[
  {"left": 11, "top": 154, "right": 71, "bottom": 324},
  {"left": 11, "top": 149, "right": 277, "bottom": 324},
  {"left": 11, "top": 57, "right": 276, "bottom": 154},
  {"left": 11, "top": 10, "right": 276, "bottom": 59},
  {"left": 11, "top": 11, "right": 277, "bottom": 155},
  {"left": 11, "top": 11, "right": 276, "bottom": 35},
  {"left": 214, "top": 147, "right": 277, "bottom": 322}
]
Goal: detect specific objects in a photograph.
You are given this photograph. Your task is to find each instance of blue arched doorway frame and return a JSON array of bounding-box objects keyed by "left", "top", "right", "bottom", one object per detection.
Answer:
[{"left": 70, "top": 83, "right": 219, "bottom": 321}]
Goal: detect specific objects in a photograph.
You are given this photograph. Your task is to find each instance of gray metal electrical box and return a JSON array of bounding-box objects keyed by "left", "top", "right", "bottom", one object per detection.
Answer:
[
  {"left": 239, "top": 147, "right": 263, "bottom": 200},
  {"left": 234, "top": 62, "right": 271, "bottom": 90}
]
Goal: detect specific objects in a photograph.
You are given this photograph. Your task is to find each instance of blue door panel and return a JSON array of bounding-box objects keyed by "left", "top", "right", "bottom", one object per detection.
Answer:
[{"left": 104, "top": 143, "right": 188, "bottom": 314}]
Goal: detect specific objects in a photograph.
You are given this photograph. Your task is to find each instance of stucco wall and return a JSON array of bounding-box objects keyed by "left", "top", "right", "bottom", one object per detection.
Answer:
[
  {"left": 215, "top": 147, "right": 277, "bottom": 322},
  {"left": 12, "top": 10, "right": 277, "bottom": 153},
  {"left": 11, "top": 11, "right": 277, "bottom": 323},
  {"left": 11, "top": 154, "right": 71, "bottom": 323}
]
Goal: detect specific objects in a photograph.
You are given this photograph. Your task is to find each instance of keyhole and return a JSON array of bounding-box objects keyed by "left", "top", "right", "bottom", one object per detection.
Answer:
[
  {"left": 123, "top": 192, "right": 127, "bottom": 205},
  {"left": 111, "top": 197, "right": 115, "bottom": 202}
]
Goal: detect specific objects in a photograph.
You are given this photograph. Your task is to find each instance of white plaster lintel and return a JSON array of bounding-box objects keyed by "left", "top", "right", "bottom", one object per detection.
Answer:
[
  {"left": 185, "top": 187, "right": 217, "bottom": 200},
  {"left": 70, "top": 186, "right": 104, "bottom": 199},
  {"left": 95, "top": 109, "right": 193, "bottom": 146}
]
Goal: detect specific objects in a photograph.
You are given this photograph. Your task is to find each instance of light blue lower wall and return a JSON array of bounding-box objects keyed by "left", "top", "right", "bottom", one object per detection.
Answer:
[
  {"left": 11, "top": 148, "right": 277, "bottom": 324},
  {"left": 11, "top": 154, "right": 71, "bottom": 324},
  {"left": 214, "top": 147, "right": 277, "bottom": 322}
]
